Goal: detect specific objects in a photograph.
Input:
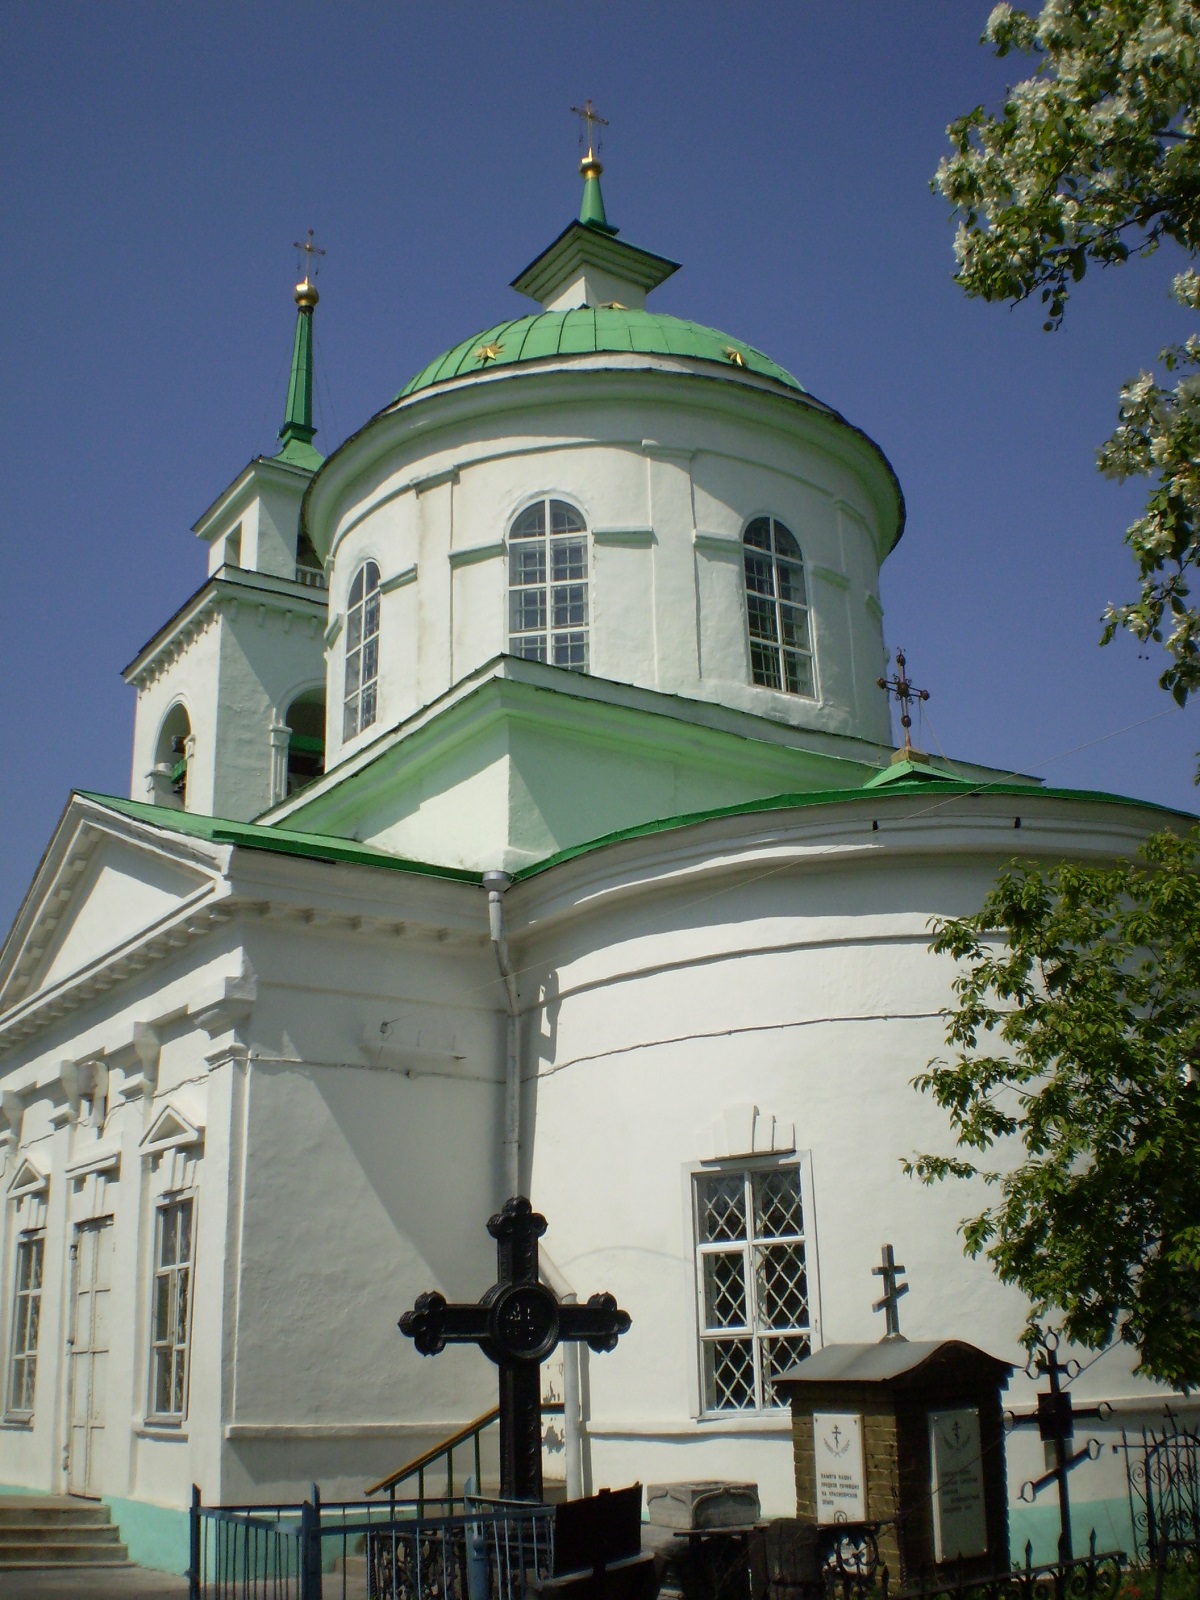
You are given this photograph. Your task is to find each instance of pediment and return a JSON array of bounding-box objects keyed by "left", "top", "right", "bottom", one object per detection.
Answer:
[
  {"left": 0, "top": 797, "right": 227, "bottom": 1013},
  {"left": 33, "top": 840, "right": 213, "bottom": 993},
  {"left": 7, "top": 1157, "right": 48, "bottom": 1198},
  {"left": 141, "top": 1104, "right": 204, "bottom": 1154}
]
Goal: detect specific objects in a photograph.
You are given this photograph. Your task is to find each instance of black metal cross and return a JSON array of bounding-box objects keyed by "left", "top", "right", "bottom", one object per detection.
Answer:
[
  {"left": 876, "top": 649, "right": 930, "bottom": 758},
  {"left": 398, "top": 1196, "right": 631, "bottom": 1502},
  {"left": 1008, "top": 1331, "right": 1111, "bottom": 1563},
  {"left": 872, "top": 1243, "right": 909, "bottom": 1338}
]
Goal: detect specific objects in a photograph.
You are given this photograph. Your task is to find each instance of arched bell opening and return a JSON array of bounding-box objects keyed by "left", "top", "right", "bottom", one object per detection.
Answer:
[
  {"left": 285, "top": 689, "right": 326, "bottom": 796},
  {"left": 150, "top": 704, "right": 192, "bottom": 810}
]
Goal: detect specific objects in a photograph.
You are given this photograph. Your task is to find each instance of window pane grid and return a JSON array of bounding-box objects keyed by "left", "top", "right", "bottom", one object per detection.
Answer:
[
  {"left": 696, "top": 1167, "right": 809, "bottom": 1413},
  {"left": 343, "top": 562, "right": 381, "bottom": 740},
  {"left": 508, "top": 500, "right": 588, "bottom": 672},
  {"left": 7, "top": 1236, "right": 43, "bottom": 1415},
  {"left": 743, "top": 520, "right": 815, "bottom": 699},
  {"left": 150, "top": 1200, "right": 193, "bottom": 1421}
]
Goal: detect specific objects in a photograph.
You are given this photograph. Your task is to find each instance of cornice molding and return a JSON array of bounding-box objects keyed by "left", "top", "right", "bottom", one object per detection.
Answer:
[
  {"left": 448, "top": 543, "right": 504, "bottom": 570},
  {"left": 126, "top": 576, "right": 326, "bottom": 690}
]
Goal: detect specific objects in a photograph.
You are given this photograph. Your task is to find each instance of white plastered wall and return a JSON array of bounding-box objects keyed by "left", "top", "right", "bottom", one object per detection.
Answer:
[
  {"left": 316, "top": 371, "right": 896, "bottom": 777},
  {"left": 513, "top": 799, "right": 1175, "bottom": 1517}
]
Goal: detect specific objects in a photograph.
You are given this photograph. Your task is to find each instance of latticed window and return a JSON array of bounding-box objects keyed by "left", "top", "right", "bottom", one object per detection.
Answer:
[
  {"left": 508, "top": 499, "right": 589, "bottom": 671},
  {"left": 150, "top": 1199, "right": 192, "bottom": 1420},
  {"left": 743, "top": 518, "right": 814, "bottom": 697},
  {"left": 6, "top": 1235, "right": 43, "bottom": 1415},
  {"left": 343, "top": 561, "right": 381, "bottom": 739},
  {"left": 694, "top": 1165, "right": 812, "bottom": 1412}
]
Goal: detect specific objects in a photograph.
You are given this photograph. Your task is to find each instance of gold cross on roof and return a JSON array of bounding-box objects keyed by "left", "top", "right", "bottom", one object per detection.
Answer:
[
  {"left": 293, "top": 228, "right": 326, "bottom": 281},
  {"left": 570, "top": 98, "right": 609, "bottom": 162}
]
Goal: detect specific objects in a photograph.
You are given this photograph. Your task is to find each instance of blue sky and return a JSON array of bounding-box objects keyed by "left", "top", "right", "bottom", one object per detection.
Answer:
[{"left": 3, "top": 2, "right": 1195, "bottom": 931}]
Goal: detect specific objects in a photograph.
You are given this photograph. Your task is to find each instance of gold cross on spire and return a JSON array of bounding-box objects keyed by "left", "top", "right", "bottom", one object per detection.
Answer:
[
  {"left": 293, "top": 228, "right": 326, "bottom": 283},
  {"left": 570, "top": 98, "right": 609, "bottom": 162}
]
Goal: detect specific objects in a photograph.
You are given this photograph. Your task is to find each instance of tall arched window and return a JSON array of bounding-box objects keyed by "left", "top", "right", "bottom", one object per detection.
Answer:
[
  {"left": 508, "top": 499, "right": 589, "bottom": 671},
  {"left": 343, "top": 561, "right": 381, "bottom": 740},
  {"left": 743, "top": 518, "right": 814, "bottom": 697}
]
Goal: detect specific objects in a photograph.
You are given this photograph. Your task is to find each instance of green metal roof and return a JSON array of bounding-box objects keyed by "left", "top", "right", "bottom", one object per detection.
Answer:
[
  {"left": 509, "top": 777, "right": 1196, "bottom": 882},
  {"left": 395, "top": 308, "right": 808, "bottom": 403},
  {"left": 75, "top": 793, "right": 481, "bottom": 883}
]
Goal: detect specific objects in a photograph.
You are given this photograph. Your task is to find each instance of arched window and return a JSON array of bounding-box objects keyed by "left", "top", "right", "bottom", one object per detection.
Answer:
[
  {"left": 343, "top": 561, "right": 381, "bottom": 740},
  {"left": 743, "top": 517, "right": 814, "bottom": 697},
  {"left": 508, "top": 499, "right": 589, "bottom": 672},
  {"left": 285, "top": 689, "right": 325, "bottom": 795}
]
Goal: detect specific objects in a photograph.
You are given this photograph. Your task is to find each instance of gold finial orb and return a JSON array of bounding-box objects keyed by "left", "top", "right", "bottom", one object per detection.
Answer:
[
  {"left": 294, "top": 277, "right": 319, "bottom": 310},
  {"left": 580, "top": 154, "right": 603, "bottom": 181}
]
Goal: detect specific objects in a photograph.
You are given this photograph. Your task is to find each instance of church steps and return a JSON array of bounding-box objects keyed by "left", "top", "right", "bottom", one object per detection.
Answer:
[{"left": 0, "top": 1497, "right": 130, "bottom": 1569}]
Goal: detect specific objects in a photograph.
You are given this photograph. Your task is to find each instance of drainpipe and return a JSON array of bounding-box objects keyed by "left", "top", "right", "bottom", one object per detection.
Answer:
[
  {"left": 484, "top": 873, "right": 582, "bottom": 1497},
  {"left": 540, "top": 1251, "right": 584, "bottom": 1502},
  {"left": 482, "top": 871, "right": 521, "bottom": 1196}
]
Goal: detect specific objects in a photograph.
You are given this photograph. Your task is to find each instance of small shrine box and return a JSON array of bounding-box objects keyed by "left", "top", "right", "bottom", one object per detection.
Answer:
[{"left": 775, "top": 1340, "right": 1013, "bottom": 1582}]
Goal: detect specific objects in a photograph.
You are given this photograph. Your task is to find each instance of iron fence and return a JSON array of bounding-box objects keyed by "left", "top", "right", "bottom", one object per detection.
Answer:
[
  {"left": 1117, "top": 1413, "right": 1200, "bottom": 1565},
  {"left": 893, "top": 1537, "right": 1123, "bottom": 1600},
  {"left": 668, "top": 1526, "right": 1123, "bottom": 1600},
  {"left": 188, "top": 1485, "right": 554, "bottom": 1600}
]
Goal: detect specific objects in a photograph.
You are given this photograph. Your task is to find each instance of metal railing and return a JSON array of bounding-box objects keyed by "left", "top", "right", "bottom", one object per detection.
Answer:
[
  {"left": 366, "top": 1407, "right": 501, "bottom": 1514},
  {"left": 188, "top": 1482, "right": 553, "bottom": 1600}
]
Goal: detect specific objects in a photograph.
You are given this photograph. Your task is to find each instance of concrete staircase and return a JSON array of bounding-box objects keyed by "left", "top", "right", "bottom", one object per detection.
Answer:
[{"left": 0, "top": 1496, "right": 130, "bottom": 1569}]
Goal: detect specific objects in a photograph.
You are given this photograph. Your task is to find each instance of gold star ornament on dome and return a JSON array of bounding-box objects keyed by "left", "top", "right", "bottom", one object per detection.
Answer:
[
  {"left": 475, "top": 343, "right": 503, "bottom": 364},
  {"left": 723, "top": 347, "right": 746, "bottom": 367}
]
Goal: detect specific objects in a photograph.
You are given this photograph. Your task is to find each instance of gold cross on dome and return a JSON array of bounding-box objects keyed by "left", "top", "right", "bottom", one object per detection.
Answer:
[
  {"left": 570, "top": 98, "right": 609, "bottom": 161},
  {"left": 293, "top": 228, "right": 326, "bottom": 280}
]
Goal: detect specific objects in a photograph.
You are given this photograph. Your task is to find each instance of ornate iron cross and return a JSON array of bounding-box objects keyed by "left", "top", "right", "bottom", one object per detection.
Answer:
[
  {"left": 399, "top": 1196, "right": 631, "bottom": 1502},
  {"left": 1008, "top": 1331, "right": 1111, "bottom": 1563},
  {"left": 876, "top": 648, "right": 930, "bottom": 758},
  {"left": 872, "top": 1243, "right": 909, "bottom": 1338}
]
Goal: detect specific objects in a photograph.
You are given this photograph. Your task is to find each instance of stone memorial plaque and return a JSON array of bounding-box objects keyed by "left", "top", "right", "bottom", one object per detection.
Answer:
[
  {"left": 814, "top": 1412, "right": 866, "bottom": 1523},
  {"left": 929, "top": 1407, "right": 988, "bottom": 1562}
]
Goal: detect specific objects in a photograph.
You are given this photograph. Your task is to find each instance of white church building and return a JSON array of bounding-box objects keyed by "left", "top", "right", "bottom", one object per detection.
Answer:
[{"left": 0, "top": 149, "right": 1187, "bottom": 1573}]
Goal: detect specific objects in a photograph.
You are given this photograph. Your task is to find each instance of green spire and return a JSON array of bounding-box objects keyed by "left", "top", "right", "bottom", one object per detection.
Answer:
[
  {"left": 275, "top": 276, "right": 324, "bottom": 471},
  {"left": 579, "top": 155, "right": 618, "bottom": 235}
]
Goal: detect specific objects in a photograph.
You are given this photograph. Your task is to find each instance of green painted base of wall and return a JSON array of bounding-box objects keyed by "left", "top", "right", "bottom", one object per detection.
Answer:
[
  {"left": 1008, "top": 1497, "right": 1136, "bottom": 1567},
  {"left": 0, "top": 1481, "right": 41, "bottom": 1494},
  {"left": 102, "top": 1496, "right": 190, "bottom": 1576}
]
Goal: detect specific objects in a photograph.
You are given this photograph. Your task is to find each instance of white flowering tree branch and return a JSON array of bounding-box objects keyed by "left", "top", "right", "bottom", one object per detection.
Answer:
[{"left": 937, "top": 1, "right": 1200, "bottom": 716}]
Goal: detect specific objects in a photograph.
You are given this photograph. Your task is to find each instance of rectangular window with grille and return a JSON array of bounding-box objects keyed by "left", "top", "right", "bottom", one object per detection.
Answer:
[
  {"left": 149, "top": 1198, "right": 193, "bottom": 1421},
  {"left": 6, "top": 1234, "right": 44, "bottom": 1417},
  {"left": 694, "top": 1164, "right": 814, "bottom": 1412}
]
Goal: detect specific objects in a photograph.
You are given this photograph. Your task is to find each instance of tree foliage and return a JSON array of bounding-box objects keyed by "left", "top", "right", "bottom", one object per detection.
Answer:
[
  {"left": 936, "top": 2, "right": 1200, "bottom": 706},
  {"left": 908, "top": 825, "right": 1200, "bottom": 1389}
]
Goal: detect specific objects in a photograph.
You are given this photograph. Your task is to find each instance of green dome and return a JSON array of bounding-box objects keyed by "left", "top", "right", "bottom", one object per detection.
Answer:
[{"left": 395, "top": 307, "right": 807, "bottom": 402}]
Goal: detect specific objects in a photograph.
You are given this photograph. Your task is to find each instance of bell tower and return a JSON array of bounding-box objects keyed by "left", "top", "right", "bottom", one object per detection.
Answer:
[{"left": 124, "top": 251, "right": 331, "bottom": 822}]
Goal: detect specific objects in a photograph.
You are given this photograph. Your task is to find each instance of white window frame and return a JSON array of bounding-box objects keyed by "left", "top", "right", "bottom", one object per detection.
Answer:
[
  {"left": 5, "top": 1231, "right": 44, "bottom": 1419},
  {"left": 692, "top": 1159, "right": 818, "bottom": 1416},
  {"left": 507, "top": 497, "right": 590, "bottom": 672},
  {"left": 342, "top": 561, "right": 381, "bottom": 741},
  {"left": 743, "top": 516, "right": 816, "bottom": 698},
  {"left": 147, "top": 1196, "right": 194, "bottom": 1424}
]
